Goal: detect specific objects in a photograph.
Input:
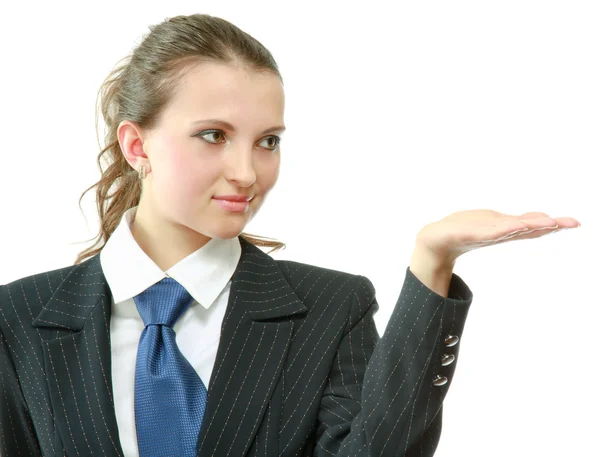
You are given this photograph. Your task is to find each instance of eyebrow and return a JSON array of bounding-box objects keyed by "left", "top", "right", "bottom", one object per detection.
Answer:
[{"left": 191, "top": 119, "right": 286, "bottom": 135}]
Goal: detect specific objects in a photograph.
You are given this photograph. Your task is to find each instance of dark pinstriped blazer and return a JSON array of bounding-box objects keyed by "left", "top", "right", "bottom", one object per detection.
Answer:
[{"left": 0, "top": 236, "right": 473, "bottom": 457}]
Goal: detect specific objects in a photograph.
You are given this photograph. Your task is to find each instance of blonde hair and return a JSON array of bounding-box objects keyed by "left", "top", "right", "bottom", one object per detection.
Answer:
[{"left": 74, "top": 14, "right": 286, "bottom": 265}]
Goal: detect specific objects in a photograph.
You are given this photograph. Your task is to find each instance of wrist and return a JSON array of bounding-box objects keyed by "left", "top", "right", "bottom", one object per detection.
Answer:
[{"left": 409, "top": 244, "right": 456, "bottom": 298}]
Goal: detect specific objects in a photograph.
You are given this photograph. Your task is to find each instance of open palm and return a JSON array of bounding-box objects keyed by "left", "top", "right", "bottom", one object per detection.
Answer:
[{"left": 416, "top": 210, "right": 581, "bottom": 261}]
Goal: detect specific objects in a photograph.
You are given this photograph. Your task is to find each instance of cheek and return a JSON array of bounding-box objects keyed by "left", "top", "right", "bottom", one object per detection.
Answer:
[
  {"left": 258, "top": 155, "right": 280, "bottom": 190},
  {"left": 155, "top": 148, "right": 218, "bottom": 198}
]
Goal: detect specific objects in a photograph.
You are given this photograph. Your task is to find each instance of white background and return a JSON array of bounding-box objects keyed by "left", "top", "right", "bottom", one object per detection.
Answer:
[{"left": 1, "top": 1, "right": 598, "bottom": 455}]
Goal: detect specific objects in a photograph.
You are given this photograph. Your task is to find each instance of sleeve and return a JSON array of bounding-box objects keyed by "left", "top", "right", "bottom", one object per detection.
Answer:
[
  {"left": 314, "top": 266, "right": 473, "bottom": 457},
  {"left": 0, "top": 327, "right": 43, "bottom": 456}
]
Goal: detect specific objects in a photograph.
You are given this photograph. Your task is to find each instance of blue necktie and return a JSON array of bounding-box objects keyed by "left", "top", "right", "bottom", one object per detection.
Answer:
[{"left": 133, "top": 276, "right": 208, "bottom": 457}]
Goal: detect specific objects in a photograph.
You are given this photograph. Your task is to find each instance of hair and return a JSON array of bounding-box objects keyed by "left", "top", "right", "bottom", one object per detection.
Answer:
[{"left": 74, "top": 13, "right": 286, "bottom": 265}]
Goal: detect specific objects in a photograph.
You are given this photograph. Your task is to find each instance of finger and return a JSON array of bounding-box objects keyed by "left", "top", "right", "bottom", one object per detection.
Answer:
[
  {"left": 518, "top": 213, "right": 580, "bottom": 228},
  {"left": 459, "top": 215, "right": 579, "bottom": 251},
  {"left": 460, "top": 219, "right": 556, "bottom": 248},
  {"left": 507, "top": 226, "right": 562, "bottom": 240},
  {"left": 554, "top": 216, "right": 581, "bottom": 228},
  {"left": 519, "top": 211, "right": 550, "bottom": 218},
  {"left": 464, "top": 227, "right": 560, "bottom": 248},
  {"left": 490, "top": 224, "right": 569, "bottom": 245},
  {"left": 518, "top": 217, "right": 558, "bottom": 229}
]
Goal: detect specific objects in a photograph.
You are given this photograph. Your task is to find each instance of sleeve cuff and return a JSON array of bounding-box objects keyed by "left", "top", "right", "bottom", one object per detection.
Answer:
[{"left": 404, "top": 266, "right": 474, "bottom": 304}]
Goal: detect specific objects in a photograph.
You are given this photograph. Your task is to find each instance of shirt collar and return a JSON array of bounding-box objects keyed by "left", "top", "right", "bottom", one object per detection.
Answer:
[{"left": 99, "top": 206, "right": 241, "bottom": 309}]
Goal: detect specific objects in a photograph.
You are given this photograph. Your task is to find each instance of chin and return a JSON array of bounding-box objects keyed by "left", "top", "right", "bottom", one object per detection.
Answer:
[{"left": 209, "top": 225, "right": 246, "bottom": 240}]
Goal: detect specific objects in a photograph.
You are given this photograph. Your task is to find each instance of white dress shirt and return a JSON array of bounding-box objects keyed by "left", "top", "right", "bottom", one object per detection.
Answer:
[{"left": 99, "top": 205, "right": 241, "bottom": 457}]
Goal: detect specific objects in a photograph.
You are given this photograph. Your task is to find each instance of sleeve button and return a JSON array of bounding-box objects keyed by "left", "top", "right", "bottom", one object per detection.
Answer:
[
  {"left": 444, "top": 334, "right": 459, "bottom": 347},
  {"left": 433, "top": 375, "right": 448, "bottom": 387},
  {"left": 441, "top": 354, "right": 455, "bottom": 366}
]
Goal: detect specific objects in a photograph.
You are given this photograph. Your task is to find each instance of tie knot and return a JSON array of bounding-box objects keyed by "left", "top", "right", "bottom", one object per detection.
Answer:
[{"left": 133, "top": 277, "right": 193, "bottom": 328}]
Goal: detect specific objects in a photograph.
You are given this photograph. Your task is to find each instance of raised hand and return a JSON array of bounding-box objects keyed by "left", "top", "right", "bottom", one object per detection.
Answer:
[
  {"left": 415, "top": 210, "right": 581, "bottom": 264},
  {"left": 408, "top": 210, "right": 581, "bottom": 297}
]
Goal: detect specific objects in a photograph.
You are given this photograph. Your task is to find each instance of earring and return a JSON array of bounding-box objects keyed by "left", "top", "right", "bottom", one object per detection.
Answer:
[{"left": 138, "top": 164, "right": 146, "bottom": 180}]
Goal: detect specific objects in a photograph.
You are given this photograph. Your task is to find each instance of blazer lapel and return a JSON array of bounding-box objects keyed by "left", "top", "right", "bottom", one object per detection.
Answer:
[
  {"left": 30, "top": 236, "right": 306, "bottom": 457},
  {"left": 32, "top": 254, "right": 125, "bottom": 457},
  {"left": 196, "top": 237, "right": 307, "bottom": 457}
]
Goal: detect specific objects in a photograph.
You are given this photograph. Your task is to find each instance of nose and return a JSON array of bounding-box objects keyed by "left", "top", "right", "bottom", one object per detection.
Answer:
[{"left": 223, "top": 145, "right": 257, "bottom": 187}]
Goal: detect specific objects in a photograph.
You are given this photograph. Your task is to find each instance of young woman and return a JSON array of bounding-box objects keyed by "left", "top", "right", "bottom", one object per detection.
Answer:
[{"left": 0, "top": 13, "right": 580, "bottom": 457}]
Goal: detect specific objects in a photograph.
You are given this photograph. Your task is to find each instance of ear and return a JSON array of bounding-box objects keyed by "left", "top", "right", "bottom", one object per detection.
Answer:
[{"left": 117, "top": 120, "right": 150, "bottom": 173}]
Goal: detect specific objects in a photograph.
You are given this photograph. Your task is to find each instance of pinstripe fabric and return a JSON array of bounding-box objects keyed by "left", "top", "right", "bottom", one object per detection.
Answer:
[{"left": 0, "top": 236, "right": 472, "bottom": 457}]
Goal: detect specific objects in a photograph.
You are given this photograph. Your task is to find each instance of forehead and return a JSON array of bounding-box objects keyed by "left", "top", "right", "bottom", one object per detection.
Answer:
[{"left": 164, "top": 61, "right": 285, "bottom": 124}]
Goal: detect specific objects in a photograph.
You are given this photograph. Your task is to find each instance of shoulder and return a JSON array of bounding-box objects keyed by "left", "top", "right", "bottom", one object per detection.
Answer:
[
  {"left": 274, "top": 258, "right": 377, "bottom": 324},
  {"left": 276, "top": 258, "right": 373, "bottom": 288}
]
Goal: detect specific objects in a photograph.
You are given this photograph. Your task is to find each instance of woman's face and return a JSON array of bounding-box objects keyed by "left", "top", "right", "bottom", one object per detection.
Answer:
[{"left": 120, "top": 61, "right": 285, "bottom": 246}]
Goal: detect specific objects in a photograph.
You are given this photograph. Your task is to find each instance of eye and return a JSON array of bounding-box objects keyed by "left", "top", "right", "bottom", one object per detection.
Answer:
[
  {"left": 195, "top": 130, "right": 281, "bottom": 151},
  {"left": 259, "top": 135, "right": 281, "bottom": 151},
  {"left": 197, "top": 129, "right": 226, "bottom": 144}
]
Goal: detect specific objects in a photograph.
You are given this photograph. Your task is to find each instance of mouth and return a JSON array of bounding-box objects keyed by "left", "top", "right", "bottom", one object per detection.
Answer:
[
  {"left": 212, "top": 195, "right": 254, "bottom": 202},
  {"left": 212, "top": 198, "right": 251, "bottom": 212}
]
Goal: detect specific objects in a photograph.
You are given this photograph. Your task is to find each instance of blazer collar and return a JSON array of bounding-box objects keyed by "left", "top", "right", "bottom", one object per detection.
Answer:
[{"left": 32, "top": 235, "right": 307, "bottom": 457}]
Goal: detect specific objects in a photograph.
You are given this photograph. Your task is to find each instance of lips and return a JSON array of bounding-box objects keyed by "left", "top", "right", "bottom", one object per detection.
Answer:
[
  {"left": 213, "top": 195, "right": 253, "bottom": 202},
  {"left": 213, "top": 198, "right": 250, "bottom": 213}
]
